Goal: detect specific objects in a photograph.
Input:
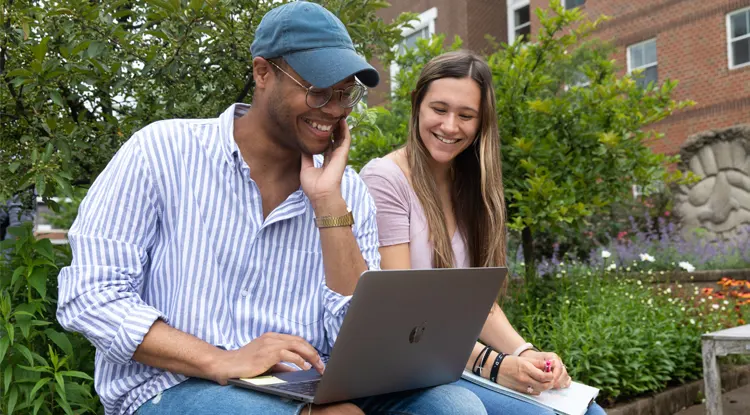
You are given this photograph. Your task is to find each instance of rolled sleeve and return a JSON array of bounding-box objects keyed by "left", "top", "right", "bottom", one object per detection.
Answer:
[
  {"left": 106, "top": 303, "right": 166, "bottom": 365},
  {"left": 56, "top": 135, "right": 163, "bottom": 365}
]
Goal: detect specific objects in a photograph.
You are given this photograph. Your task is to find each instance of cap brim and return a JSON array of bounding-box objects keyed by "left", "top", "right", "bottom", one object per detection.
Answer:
[{"left": 284, "top": 47, "right": 380, "bottom": 88}]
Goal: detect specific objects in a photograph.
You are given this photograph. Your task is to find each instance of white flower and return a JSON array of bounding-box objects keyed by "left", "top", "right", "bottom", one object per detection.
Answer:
[
  {"left": 607, "top": 263, "right": 617, "bottom": 271},
  {"left": 601, "top": 250, "right": 612, "bottom": 259},
  {"left": 639, "top": 253, "right": 655, "bottom": 262},
  {"left": 678, "top": 261, "right": 696, "bottom": 272},
  {"left": 690, "top": 319, "right": 696, "bottom": 325},
  {"left": 723, "top": 300, "right": 729, "bottom": 305},
  {"left": 712, "top": 304, "right": 720, "bottom": 310}
]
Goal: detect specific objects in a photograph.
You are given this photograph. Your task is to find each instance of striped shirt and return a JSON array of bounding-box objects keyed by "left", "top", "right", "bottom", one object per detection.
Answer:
[{"left": 56, "top": 104, "right": 381, "bottom": 415}]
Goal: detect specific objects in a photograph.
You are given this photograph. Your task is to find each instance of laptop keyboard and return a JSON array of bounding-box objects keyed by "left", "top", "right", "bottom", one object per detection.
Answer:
[{"left": 274, "top": 380, "right": 320, "bottom": 396}]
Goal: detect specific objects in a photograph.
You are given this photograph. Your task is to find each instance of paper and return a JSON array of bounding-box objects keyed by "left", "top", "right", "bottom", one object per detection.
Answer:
[
  {"left": 461, "top": 371, "right": 599, "bottom": 415},
  {"left": 239, "top": 376, "right": 287, "bottom": 386}
]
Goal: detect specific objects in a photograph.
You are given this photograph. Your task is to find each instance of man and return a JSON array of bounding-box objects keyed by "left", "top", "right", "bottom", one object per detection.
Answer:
[{"left": 57, "top": 2, "right": 486, "bottom": 414}]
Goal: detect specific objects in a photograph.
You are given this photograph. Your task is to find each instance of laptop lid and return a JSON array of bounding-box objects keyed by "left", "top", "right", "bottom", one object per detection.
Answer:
[{"left": 312, "top": 267, "right": 507, "bottom": 404}]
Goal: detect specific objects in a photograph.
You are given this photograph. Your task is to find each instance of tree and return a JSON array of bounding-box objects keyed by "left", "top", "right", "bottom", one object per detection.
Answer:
[
  {"left": 0, "top": 2, "right": 414, "bottom": 413},
  {"left": 0, "top": 0, "right": 414, "bottom": 210},
  {"left": 349, "top": 1, "right": 693, "bottom": 282}
]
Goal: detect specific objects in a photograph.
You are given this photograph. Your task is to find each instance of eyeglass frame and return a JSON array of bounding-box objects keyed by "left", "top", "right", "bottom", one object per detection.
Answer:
[{"left": 266, "top": 59, "right": 365, "bottom": 109}]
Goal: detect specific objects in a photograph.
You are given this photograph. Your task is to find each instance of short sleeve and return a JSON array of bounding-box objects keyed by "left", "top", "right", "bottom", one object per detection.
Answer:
[{"left": 360, "top": 158, "right": 412, "bottom": 247}]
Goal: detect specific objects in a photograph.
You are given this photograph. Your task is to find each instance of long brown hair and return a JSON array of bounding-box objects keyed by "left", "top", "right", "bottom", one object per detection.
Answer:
[{"left": 406, "top": 50, "right": 507, "bottom": 268}]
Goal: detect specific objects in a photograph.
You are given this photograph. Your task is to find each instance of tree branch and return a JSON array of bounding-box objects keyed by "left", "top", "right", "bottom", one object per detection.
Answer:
[{"left": 234, "top": 67, "right": 254, "bottom": 103}]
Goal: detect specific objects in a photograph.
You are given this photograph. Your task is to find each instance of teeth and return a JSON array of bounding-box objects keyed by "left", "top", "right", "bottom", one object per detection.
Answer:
[
  {"left": 306, "top": 119, "right": 332, "bottom": 132},
  {"left": 435, "top": 134, "right": 459, "bottom": 144}
]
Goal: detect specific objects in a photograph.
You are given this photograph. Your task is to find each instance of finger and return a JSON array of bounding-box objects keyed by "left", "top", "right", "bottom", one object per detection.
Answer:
[
  {"left": 279, "top": 349, "right": 314, "bottom": 372},
  {"left": 326, "top": 118, "right": 351, "bottom": 174},
  {"left": 301, "top": 153, "right": 315, "bottom": 171},
  {"left": 551, "top": 359, "right": 565, "bottom": 385},
  {"left": 270, "top": 362, "right": 299, "bottom": 373},
  {"left": 526, "top": 360, "right": 555, "bottom": 384},
  {"left": 323, "top": 138, "right": 333, "bottom": 167},
  {"left": 276, "top": 336, "right": 325, "bottom": 374}
]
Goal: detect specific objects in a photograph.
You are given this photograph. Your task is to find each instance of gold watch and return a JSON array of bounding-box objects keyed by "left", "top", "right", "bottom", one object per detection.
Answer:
[{"left": 315, "top": 211, "right": 354, "bottom": 228}]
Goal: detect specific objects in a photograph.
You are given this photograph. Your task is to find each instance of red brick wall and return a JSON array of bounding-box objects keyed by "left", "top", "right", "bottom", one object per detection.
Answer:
[{"left": 528, "top": 0, "right": 750, "bottom": 155}]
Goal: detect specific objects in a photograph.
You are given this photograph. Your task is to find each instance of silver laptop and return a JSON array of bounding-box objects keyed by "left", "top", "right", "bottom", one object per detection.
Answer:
[{"left": 228, "top": 267, "right": 507, "bottom": 404}]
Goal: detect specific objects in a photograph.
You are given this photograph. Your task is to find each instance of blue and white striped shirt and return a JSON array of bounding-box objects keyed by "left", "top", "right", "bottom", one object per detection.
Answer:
[{"left": 57, "top": 104, "right": 381, "bottom": 415}]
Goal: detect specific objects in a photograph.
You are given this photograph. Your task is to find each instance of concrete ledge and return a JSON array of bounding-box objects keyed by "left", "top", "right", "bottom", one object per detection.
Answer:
[{"left": 607, "top": 365, "right": 750, "bottom": 415}]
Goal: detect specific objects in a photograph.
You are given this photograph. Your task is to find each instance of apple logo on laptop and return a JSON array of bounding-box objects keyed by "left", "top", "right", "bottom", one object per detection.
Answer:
[{"left": 409, "top": 322, "right": 426, "bottom": 344}]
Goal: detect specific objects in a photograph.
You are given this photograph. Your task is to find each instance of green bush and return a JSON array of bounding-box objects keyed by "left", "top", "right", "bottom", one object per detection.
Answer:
[
  {"left": 503, "top": 265, "right": 750, "bottom": 405},
  {"left": 0, "top": 224, "right": 101, "bottom": 414}
]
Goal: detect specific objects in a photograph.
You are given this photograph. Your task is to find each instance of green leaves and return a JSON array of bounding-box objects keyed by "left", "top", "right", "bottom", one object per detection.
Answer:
[
  {"left": 0, "top": 222, "right": 95, "bottom": 414},
  {"left": 45, "top": 330, "right": 74, "bottom": 358}
]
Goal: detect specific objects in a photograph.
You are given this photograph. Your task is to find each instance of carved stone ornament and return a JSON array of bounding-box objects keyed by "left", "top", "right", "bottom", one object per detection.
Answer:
[{"left": 674, "top": 125, "right": 750, "bottom": 241}]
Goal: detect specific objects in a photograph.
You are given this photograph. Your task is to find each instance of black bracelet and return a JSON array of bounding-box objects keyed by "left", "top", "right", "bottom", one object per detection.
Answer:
[
  {"left": 478, "top": 346, "right": 493, "bottom": 375},
  {"left": 489, "top": 352, "right": 507, "bottom": 383},
  {"left": 473, "top": 346, "right": 492, "bottom": 376}
]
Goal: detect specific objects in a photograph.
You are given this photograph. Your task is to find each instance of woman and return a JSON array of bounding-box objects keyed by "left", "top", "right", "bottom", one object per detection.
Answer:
[{"left": 360, "top": 51, "right": 606, "bottom": 415}]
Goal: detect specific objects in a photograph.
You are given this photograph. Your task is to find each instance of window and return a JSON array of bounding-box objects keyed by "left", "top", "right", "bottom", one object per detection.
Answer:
[
  {"left": 508, "top": 0, "right": 531, "bottom": 44},
  {"left": 627, "top": 39, "right": 658, "bottom": 88},
  {"left": 564, "top": 71, "right": 590, "bottom": 91},
  {"left": 563, "top": 0, "right": 585, "bottom": 9},
  {"left": 390, "top": 7, "right": 437, "bottom": 91},
  {"left": 728, "top": 8, "right": 750, "bottom": 69}
]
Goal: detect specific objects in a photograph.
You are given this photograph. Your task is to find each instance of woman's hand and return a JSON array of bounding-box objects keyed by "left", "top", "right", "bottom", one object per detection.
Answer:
[
  {"left": 493, "top": 355, "right": 555, "bottom": 395},
  {"left": 519, "top": 350, "right": 572, "bottom": 389}
]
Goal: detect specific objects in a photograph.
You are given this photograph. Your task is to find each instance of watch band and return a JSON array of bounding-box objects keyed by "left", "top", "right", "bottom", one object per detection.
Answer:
[{"left": 315, "top": 211, "right": 354, "bottom": 228}]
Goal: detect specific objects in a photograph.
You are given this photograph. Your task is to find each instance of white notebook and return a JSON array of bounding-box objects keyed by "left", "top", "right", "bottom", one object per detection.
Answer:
[{"left": 461, "top": 370, "right": 600, "bottom": 415}]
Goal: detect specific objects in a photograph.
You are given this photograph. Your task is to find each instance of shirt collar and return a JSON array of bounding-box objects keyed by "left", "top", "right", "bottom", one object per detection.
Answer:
[{"left": 218, "top": 103, "right": 251, "bottom": 169}]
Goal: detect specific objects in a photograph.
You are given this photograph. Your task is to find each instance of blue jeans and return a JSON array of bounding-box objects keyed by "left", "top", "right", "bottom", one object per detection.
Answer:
[
  {"left": 454, "top": 379, "right": 607, "bottom": 415},
  {"left": 137, "top": 378, "right": 487, "bottom": 414}
]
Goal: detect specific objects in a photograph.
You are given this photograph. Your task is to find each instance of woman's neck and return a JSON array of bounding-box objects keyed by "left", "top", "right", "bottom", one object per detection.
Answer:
[{"left": 427, "top": 157, "right": 453, "bottom": 190}]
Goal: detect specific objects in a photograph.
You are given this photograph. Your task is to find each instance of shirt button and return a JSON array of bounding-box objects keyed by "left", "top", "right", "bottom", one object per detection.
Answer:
[{"left": 240, "top": 290, "right": 249, "bottom": 297}]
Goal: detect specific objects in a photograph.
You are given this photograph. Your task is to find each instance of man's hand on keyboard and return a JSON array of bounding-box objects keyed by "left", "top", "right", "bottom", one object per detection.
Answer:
[{"left": 210, "top": 332, "right": 325, "bottom": 385}]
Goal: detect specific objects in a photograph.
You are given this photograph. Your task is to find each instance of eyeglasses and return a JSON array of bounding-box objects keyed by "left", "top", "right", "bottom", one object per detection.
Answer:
[{"left": 267, "top": 60, "right": 365, "bottom": 109}]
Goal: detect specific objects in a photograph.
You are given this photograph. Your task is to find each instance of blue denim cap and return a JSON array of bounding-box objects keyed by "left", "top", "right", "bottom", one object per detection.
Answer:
[{"left": 251, "top": 1, "right": 379, "bottom": 88}]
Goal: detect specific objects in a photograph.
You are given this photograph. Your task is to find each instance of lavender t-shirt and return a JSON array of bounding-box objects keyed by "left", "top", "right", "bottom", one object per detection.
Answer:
[{"left": 360, "top": 157, "right": 469, "bottom": 269}]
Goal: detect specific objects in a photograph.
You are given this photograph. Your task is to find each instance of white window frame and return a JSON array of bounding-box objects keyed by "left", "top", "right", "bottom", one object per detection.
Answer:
[
  {"left": 390, "top": 7, "right": 437, "bottom": 91},
  {"left": 561, "top": 0, "right": 585, "bottom": 10},
  {"left": 626, "top": 38, "right": 658, "bottom": 87},
  {"left": 507, "top": 0, "right": 531, "bottom": 44},
  {"left": 727, "top": 7, "right": 750, "bottom": 70}
]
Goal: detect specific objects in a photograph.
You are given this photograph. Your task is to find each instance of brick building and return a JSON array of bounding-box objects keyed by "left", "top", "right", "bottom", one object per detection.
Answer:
[
  {"left": 368, "top": 0, "right": 508, "bottom": 106},
  {"left": 375, "top": 0, "right": 750, "bottom": 156}
]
